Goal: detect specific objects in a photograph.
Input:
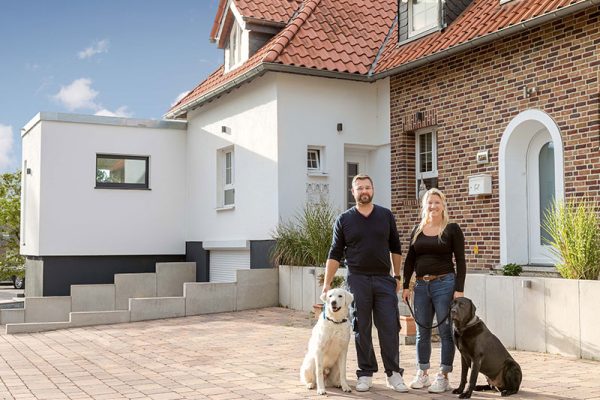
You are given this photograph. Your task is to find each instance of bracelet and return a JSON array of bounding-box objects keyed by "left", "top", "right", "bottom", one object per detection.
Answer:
[{"left": 393, "top": 275, "right": 402, "bottom": 281}]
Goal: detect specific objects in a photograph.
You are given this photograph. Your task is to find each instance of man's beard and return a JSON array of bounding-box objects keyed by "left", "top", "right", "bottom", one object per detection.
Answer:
[{"left": 356, "top": 193, "right": 372, "bottom": 204}]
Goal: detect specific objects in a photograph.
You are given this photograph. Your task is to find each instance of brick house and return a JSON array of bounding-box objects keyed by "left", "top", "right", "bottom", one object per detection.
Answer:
[{"left": 375, "top": 0, "right": 599, "bottom": 271}]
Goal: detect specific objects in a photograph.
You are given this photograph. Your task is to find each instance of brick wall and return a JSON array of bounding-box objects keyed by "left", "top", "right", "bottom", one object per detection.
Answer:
[{"left": 389, "top": 7, "right": 600, "bottom": 270}]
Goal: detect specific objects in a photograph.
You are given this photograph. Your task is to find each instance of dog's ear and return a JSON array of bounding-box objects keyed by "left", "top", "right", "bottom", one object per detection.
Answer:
[
  {"left": 345, "top": 290, "right": 354, "bottom": 304},
  {"left": 320, "top": 292, "right": 327, "bottom": 303},
  {"left": 469, "top": 299, "right": 476, "bottom": 320}
]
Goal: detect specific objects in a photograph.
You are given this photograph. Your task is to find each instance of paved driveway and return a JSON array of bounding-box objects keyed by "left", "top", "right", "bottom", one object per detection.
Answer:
[{"left": 0, "top": 307, "right": 599, "bottom": 399}]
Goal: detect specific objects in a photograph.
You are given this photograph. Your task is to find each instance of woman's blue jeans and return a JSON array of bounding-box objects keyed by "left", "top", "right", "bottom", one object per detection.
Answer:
[{"left": 413, "top": 273, "right": 455, "bottom": 373}]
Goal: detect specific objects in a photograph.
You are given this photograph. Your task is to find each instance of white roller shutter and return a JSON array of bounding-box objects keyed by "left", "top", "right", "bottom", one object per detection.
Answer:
[{"left": 209, "top": 250, "right": 251, "bottom": 283}]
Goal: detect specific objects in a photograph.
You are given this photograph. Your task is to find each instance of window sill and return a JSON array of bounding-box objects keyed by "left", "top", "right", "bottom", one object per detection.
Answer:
[
  {"left": 95, "top": 186, "right": 151, "bottom": 190},
  {"left": 307, "top": 171, "right": 328, "bottom": 177},
  {"left": 397, "top": 26, "right": 441, "bottom": 47},
  {"left": 216, "top": 205, "right": 235, "bottom": 212}
]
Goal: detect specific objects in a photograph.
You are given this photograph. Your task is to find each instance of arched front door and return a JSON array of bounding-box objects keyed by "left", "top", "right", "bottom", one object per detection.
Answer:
[
  {"left": 499, "top": 109, "right": 564, "bottom": 267},
  {"left": 526, "top": 131, "right": 555, "bottom": 265}
]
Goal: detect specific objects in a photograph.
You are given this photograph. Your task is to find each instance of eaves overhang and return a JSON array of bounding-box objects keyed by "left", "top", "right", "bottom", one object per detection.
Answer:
[{"left": 164, "top": 63, "right": 372, "bottom": 119}]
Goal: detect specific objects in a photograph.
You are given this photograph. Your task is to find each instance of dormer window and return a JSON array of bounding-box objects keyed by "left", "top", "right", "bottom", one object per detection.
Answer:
[
  {"left": 409, "top": 0, "right": 440, "bottom": 37},
  {"left": 227, "top": 21, "right": 243, "bottom": 70}
]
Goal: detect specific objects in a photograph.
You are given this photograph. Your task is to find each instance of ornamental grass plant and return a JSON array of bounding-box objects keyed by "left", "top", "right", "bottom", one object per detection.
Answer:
[
  {"left": 543, "top": 199, "right": 600, "bottom": 280},
  {"left": 271, "top": 201, "right": 338, "bottom": 267}
]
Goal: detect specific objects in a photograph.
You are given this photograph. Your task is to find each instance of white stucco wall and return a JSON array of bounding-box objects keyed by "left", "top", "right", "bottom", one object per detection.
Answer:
[
  {"left": 20, "top": 121, "right": 42, "bottom": 255},
  {"left": 276, "top": 74, "right": 391, "bottom": 220},
  {"left": 21, "top": 113, "right": 187, "bottom": 256},
  {"left": 185, "top": 74, "right": 279, "bottom": 243}
]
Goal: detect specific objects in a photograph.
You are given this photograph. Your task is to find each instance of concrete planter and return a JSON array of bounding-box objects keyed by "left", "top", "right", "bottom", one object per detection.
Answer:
[
  {"left": 464, "top": 274, "right": 600, "bottom": 361},
  {"left": 278, "top": 265, "right": 345, "bottom": 312}
]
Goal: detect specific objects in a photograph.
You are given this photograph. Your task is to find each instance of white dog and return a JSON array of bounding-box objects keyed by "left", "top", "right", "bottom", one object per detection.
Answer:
[{"left": 300, "top": 287, "right": 354, "bottom": 395}]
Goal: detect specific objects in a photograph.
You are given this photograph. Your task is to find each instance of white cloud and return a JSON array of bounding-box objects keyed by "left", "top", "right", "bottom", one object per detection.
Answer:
[
  {"left": 78, "top": 39, "right": 109, "bottom": 60},
  {"left": 171, "top": 91, "right": 190, "bottom": 107},
  {"left": 25, "top": 62, "right": 40, "bottom": 71},
  {"left": 0, "top": 125, "right": 15, "bottom": 171},
  {"left": 94, "top": 106, "right": 132, "bottom": 118},
  {"left": 53, "top": 78, "right": 99, "bottom": 111}
]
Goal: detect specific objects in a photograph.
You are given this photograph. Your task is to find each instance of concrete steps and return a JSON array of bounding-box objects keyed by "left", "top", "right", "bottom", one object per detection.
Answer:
[{"left": 1, "top": 263, "right": 278, "bottom": 334}]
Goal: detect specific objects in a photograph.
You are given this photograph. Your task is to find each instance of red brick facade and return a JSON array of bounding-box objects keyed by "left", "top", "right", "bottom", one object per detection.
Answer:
[{"left": 390, "top": 7, "right": 600, "bottom": 270}]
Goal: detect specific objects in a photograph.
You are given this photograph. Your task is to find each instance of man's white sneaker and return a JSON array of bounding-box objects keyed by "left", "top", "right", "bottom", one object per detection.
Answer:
[
  {"left": 428, "top": 372, "right": 450, "bottom": 393},
  {"left": 386, "top": 371, "right": 409, "bottom": 392},
  {"left": 409, "top": 369, "right": 431, "bottom": 389},
  {"left": 355, "top": 376, "right": 372, "bottom": 392}
]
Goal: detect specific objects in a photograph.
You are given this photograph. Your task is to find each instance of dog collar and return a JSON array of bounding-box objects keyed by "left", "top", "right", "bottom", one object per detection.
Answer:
[{"left": 322, "top": 308, "right": 347, "bottom": 324}]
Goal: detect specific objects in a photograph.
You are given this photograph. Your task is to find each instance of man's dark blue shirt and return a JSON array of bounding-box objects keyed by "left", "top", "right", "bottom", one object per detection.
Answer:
[{"left": 328, "top": 204, "right": 401, "bottom": 276}]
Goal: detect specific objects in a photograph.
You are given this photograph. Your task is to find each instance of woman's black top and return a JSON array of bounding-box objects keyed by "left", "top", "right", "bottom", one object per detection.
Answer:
[{"left": 402, "top": 222, "right": 466, "bottom": 292}]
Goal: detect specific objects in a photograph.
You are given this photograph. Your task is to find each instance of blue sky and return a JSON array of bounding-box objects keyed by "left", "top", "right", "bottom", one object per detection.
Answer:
[{"left": 0, "top": 0, "right": 222, "bottom": 174}]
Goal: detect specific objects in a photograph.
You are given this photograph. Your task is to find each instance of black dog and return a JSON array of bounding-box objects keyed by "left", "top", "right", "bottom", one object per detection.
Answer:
[{"left": 451, "top": 297, "right": 522, "bottom": 398}]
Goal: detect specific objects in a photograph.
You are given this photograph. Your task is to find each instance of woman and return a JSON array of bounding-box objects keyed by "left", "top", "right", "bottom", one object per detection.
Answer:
[{"left": 401, "top": 188, "right": 466, "bottom": 393}]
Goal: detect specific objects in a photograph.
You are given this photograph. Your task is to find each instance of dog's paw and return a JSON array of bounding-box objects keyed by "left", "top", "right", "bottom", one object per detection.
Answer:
[
  {"left": 452, "top": 388, "right": 463, "bottom": 394},
  {"left": 341, "top": 384, "right": 352, "bottom": 392},
  {"left": 306, "top": 383, "right": 315, "bottom": 390},
  {"left": 458, "top": 392, "right": 472, "bottom": 399},
  {"left": 317, "top": 388, "right": 327, "bottom": 395}
]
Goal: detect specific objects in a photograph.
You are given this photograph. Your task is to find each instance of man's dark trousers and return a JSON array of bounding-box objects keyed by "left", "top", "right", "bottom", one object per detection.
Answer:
[{"left": 347, "top": 273, "right": 402, "bottom": 378}]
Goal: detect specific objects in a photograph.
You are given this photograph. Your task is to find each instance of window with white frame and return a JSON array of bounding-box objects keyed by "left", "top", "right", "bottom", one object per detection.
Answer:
[
  {"left": 227, "top": 21, "right": 243, "bottom": 70},
  {"left": 218, "top": 147, "right": 235, "bottom": 207},
  {"left": 409, "top": 0, "right": 440, "bottom": 37},
  {"left": 307, "top": 146, "right": 326, "bottom": 174},
  {"left": 415, "top": 128, "right": 438, "bottom": 197}
]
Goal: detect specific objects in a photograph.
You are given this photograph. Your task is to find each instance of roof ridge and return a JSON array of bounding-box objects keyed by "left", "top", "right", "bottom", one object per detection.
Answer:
[{"left": 262, "top": 0, "right": 321, "bottom": 63}]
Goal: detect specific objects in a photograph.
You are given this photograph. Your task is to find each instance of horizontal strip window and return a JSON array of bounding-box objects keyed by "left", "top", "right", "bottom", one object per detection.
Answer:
[{"left": 96, "top": 154, "right": 149, "bottom": 189}]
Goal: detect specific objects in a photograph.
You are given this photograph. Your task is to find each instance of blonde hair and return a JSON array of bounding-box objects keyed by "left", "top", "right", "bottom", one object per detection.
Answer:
[{"left": 411, "top": 188, "right": 450, "bottom": 244}]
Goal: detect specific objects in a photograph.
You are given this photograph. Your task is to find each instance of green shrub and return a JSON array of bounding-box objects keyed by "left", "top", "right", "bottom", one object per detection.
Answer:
[
  {"left": 271, "top": 201, "right": 338, "bottom": 267},
  {"left": 318, "top": 273, "right": 345, "bottom": 289},
  {"left": 502, "top": 263, "right": 522, "bottom": 276},
  {"left": 543, "top": 199, "right": 600, "bottom": 280}
]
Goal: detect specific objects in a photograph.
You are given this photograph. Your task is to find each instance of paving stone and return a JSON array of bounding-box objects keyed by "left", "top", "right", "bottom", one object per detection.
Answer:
[{"left": 0, "top": 307, "right": 599, "bottom": 399}]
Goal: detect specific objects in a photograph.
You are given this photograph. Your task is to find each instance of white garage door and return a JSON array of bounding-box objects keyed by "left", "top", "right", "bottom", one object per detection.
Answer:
[{"left": 209, "top": 250, "right": 251, "bottom": 283}]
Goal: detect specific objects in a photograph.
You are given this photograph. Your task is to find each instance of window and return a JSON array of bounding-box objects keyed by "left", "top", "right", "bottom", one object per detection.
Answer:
[
  {"left": 307, "top": 146, "right": 326, "bottom": 175},
  {"left": 409, "top": 0, "right": 440, "bottom": 37},
  {"left": 346, "top": 162, "right": 359, "bottom": 209},
  {"left": 218, "top": 147, "right": 235, "bottom": 207},
  {"left": 96, "top": 154, "right": 149, "bottom": 189},
  {"left": 415, "top": 128, "right": 438, "bottom": 197},
  {"left": 227, "top": 21, "right": 242, "bottom": 70}
]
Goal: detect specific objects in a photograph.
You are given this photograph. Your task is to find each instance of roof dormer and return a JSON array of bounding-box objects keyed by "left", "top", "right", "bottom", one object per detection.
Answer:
[
  {"left": 398, "top": 0, "right": 474, "bottom": 43},
  {"left": 211, "top": 0, "right": 299, "bottom": 72}
]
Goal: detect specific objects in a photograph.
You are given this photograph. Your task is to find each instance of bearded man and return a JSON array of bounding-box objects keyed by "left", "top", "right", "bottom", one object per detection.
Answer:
[{"left": 322, "top": 174, "right": 407, "bottom": 393}]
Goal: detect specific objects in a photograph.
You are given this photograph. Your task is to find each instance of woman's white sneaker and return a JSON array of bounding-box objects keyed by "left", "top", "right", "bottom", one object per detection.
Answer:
[
  {"left": 409, "top": 370, "right": 431, "bottom": 389},
  {"left": 428, "top": 372, "right": 450, "bottom": 393}
]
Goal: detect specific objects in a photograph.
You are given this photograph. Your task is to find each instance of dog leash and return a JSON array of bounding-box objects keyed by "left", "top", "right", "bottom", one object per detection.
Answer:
[{"left": 406, "top": 301, "right": 451, "bottom": 330}]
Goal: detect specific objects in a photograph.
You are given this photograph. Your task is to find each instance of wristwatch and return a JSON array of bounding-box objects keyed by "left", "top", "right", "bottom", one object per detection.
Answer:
[{"left": 393, "top": 275, "right": 402, "bottom": 281}]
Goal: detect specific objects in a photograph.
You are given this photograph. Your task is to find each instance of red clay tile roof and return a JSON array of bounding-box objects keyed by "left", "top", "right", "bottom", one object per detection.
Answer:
[
  {"left": 235, "top": 0, "right": 303, "bottom": 24},
  {"left": 170, "top": 0, "right": 595, "bottom": 117},
  {"left": 169, "top": 0, "right": 396, "bottom": 116},
  {"left": 374, "top": 0, "right": 592, "bottom": 73}
]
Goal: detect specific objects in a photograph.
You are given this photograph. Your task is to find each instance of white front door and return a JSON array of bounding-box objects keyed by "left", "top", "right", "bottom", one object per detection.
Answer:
[
  {"left": 526, "top": 130, "right": 555, "bottom": 265},
  {"left": 344, "top": 151, "right": 368, "bottom": 210}
]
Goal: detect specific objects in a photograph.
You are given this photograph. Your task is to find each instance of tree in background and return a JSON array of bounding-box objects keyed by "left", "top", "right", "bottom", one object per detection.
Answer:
[{"left": 0, "top": 171, "right": 24, "bottom": 281}]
